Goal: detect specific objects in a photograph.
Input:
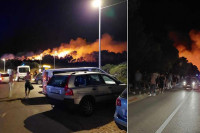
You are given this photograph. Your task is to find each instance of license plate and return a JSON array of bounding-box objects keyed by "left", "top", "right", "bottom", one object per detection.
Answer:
[{"left": 51, "top": 89, "right": 60, "bottom": 94}]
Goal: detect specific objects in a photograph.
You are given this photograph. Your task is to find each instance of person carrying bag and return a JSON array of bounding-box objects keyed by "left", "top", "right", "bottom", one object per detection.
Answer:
[{"left": 24, "top": 72, "right": 34, "bottom": 99}]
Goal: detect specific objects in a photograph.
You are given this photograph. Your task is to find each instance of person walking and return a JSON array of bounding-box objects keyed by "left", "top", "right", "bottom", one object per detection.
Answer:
[
  {"left": 8, "top": 70, "right": 14, "bottom": 98},
  {"left": 24, "top": 71, "right": 32, "bottom": 99}
]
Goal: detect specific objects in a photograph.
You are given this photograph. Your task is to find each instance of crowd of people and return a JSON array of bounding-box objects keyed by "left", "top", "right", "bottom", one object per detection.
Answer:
[{"left": 131, "top": 70, "right": 182, "bottom": 96}]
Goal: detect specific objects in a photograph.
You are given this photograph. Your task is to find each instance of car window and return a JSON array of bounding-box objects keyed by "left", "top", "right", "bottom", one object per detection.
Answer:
[
  {"left": 74, "top": 75, "right": 87, "bottom": 87},
  {"left": 101, "top": 75, "right": 116, "bottom": 85},
  {"left": 88, "top": 74, "right": 103, "bottom": 85},
  {"left": 48, "top": 75, "right": 68, "bottom": 87},
  {"left": 19, "top": 68, "right": 29, "bottom": 73}
]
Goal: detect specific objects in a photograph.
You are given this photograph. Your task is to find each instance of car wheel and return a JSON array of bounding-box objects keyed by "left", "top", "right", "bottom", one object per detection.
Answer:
[
  {"left": 38, "top": 80, "right": 42, "bottom": 85},
  {"left": 115, "top": 122, "right": 127, "bottom": 131},
  {"left": 79, "top": 98, "right": 94, "bottom": 116}
]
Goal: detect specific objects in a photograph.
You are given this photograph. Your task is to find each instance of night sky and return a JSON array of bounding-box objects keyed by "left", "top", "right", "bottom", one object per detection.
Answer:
[
  {"left": 0, "top": 0, "right": 127, "bottom": 56},
  {"left": 135, "top": 0, "right": 200, "bottom": 41}
]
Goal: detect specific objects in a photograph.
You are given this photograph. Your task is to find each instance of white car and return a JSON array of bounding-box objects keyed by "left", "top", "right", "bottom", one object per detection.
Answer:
[{"left": 0, "top": 73, "right": 9, "bottom": 83}]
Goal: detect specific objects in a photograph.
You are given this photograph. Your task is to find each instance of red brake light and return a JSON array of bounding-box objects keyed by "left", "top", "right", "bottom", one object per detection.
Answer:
[
  {"left": 65, "top": 87, "right": 73, "bottom": 96},
  {"left": 116, "top": 98, "right": 121, "bottom": 106},
  {"left": 64, "top": 76, "right": 73, "bottom": 96}
]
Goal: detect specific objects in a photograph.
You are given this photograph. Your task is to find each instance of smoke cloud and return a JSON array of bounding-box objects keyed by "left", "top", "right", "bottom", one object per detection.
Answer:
[{"left": 170, "top": 30, "right": 200, "bottom": 70}]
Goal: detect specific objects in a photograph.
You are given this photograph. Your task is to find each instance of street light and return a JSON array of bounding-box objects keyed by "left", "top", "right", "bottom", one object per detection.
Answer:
[
  {"left": 92, "top": 0, "right": 102, "bottom": 69},
  {"left": 54, "top": 51, "right": 57, "bottom": 69},
  {"left": 2, "top": 58, "right": 5, "bottom": 72},
  {"left": 39, "top": 54, "right": 43, "bottom": 72},
  {"left": 91, "top": 0, "right": 126, "bottom": 69}
]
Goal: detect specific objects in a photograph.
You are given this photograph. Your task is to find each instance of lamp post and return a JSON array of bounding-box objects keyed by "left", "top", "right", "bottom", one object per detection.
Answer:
[
  {"left": 54, "top": 51, "right": 57, "bottom": 69},
  {"left": 39, "top": 54, "right": 43, "bottom": 72},
  {"left": 91, "top": 0, "right": 126, "bottom": 69},
  {"left": 2, "top": 58, "right": 5, "bottom": 72},
  {"left": 92, "top": 0, "right": 102, "bottom": 69},
  {"left": 40, "top": 54, "right": 43, "bottom": 67}
]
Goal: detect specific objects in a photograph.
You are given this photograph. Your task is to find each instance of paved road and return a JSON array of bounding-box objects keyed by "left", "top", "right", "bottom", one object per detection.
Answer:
[
  {"left": 0, "top": 82, "right": 125, "bottom": 133},
  {"left": 128, "top": 86, "right": 200, "bottom": 133}
]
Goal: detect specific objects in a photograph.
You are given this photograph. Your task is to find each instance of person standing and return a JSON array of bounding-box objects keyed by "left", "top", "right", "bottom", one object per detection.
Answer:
[
  {"left": 167, "top": 73, "right": 172, "bottom": 89},
  {"left": 134, "top": 70, "right": 142, "bottom": 94},
  {"left": 158, "top": 73, "right": 166, "bottom": 94},
  {"left": 149, "top": 73, "right": 157, "bottom": 96},
  {"left": 8, "top": 70, "right": 14, "bottom": 98},
  {"left": 24, "top": 71, "right": 32, "bottom": 99}
]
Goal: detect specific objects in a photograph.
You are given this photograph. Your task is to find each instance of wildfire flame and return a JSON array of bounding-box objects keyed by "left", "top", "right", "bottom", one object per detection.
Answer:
[
  {"left": 171, "top": 30, "right": 200, "bottom": 70},
  {"left": 1, "top": 33, "right": 127, "bottom": 62}
]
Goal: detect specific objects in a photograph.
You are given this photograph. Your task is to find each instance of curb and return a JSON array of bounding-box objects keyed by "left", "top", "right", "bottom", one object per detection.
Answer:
[
  {"left": 128, "top": 85, "right": 181, "bottom": 104},
  {"left": 128, "top": 94, "right": 149, "bottom": 104}
]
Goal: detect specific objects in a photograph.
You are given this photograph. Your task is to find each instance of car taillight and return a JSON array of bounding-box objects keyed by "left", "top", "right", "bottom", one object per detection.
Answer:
[
  {"left": 116, "top": 98, "right": 121, "bottom": 106},
  {"left": 64, "top": 76, "right": 73, "bottom": 96},
  {"left": 65, "top": 87, "right": 73, "bottom": 96}
]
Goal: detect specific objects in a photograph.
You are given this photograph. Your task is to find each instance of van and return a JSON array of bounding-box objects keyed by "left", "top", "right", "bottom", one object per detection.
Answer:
[
  {"left": 16, "top": 65, "right": 30, "bottom": 81},
  {"left": 42, "top": 67, "right": 107, "bottom": 94}
]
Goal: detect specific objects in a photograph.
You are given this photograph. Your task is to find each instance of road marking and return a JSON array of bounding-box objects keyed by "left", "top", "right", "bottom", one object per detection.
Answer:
[{"left": 155, "top": 92, "right": 191, "bottom": 133}]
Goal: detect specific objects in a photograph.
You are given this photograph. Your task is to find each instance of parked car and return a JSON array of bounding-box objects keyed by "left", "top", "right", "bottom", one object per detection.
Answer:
[
  {"left": 46, "top": 71, "right": 126, "bottom": 116},
  {"left": 0, "top": 73, "right": 9, "bottom": 83},
  {"left": 33, "top": 73, "right": 43, "bottom": 84},
  {"left": 42, "top": 67, "right": 109, "bottom": 94},
  {"left": 114, "top": 88, "right": 127, "bottom": 130}
]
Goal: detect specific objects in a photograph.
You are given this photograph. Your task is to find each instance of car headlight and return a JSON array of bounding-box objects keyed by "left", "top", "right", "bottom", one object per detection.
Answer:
[
  {"left": 192, "top": 82, "right": 195, "bottom": 85},
  {"left": 183, "top": 81, "right": 186, "bottom": 85}
]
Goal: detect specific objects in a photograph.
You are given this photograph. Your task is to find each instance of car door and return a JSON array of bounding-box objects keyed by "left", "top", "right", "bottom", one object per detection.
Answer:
[
  {"left": 73, "top": 75, "right": 92, "bottom": 99},
  {"left": 86, "top": 74, "right": 112, "bottom": 102},
  {"left": 100, "top": 74, "right": 126, "bottom": 98}
]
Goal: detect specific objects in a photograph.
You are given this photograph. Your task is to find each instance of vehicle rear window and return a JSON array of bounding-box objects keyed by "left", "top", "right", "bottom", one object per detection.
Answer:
[
  {"left": 120, "top": 89, "right": 127, "bottom": 99},
  {"left": 1, "top": 74, "right": 9, "bottom": 77},
  {"left": 19, "top": 68, "right": 29, "bottom": 73},
  {"left": 48, "top": 75, "right": 69, "bottom": 87}
]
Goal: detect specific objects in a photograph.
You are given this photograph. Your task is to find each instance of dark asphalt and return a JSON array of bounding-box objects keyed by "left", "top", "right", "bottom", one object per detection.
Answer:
[
  {"left": 0, "top": 82, "right": 120, "bottom": 133},
  {"left": 128, "top": 86, "right": 200, "bottom": 133}
]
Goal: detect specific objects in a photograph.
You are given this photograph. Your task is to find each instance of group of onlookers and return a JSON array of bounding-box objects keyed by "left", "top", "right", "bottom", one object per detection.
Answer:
[{"left": 132, "top": 70, "right": 181, "bottom": 96}]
